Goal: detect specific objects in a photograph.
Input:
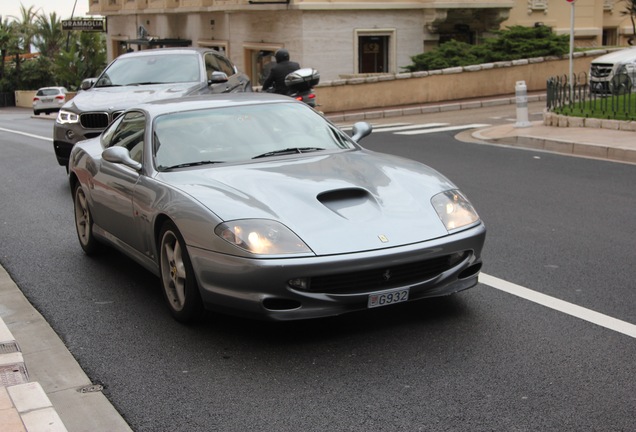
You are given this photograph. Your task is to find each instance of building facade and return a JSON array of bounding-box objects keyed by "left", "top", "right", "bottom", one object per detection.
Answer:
[{"left": 88, "top": 0, "right": 634, "bottom": 83}]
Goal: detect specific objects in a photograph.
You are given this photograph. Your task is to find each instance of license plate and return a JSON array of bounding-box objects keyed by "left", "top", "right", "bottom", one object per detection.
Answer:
[
  {"left": 42, "top": 98, "right": 53, "bottom": 102},
  {"left": 368, "top": 288, "right": 409, "bottom": 308}
]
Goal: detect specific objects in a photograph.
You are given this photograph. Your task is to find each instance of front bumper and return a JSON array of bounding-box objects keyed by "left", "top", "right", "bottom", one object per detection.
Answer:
[{"left": 188, "top": 222, "right": 486, "bottom": 321}]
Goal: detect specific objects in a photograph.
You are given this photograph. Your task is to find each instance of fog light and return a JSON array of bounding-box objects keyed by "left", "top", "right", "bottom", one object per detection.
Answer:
[
  {"left": 289, "top": 277, "right": 309, "bottom": 290},
  {"left": 66, "top": 130, "right": 75, "bottom": 140}
]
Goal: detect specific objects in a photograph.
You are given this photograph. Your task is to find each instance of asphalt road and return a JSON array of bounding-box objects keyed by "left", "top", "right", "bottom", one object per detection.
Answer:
[{"left": 0, "top": 105, "right": 634, "bottom": 431}]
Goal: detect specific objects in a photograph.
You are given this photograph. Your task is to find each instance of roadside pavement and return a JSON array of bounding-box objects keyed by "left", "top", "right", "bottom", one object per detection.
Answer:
[{"left": 1, "top": 94, "right": 634, "bottom": 431}]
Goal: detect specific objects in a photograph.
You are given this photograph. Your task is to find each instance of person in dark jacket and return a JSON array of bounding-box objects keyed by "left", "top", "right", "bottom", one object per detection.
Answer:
[{"left": 262, "top": 49, "right": 300, "bottom": 95}]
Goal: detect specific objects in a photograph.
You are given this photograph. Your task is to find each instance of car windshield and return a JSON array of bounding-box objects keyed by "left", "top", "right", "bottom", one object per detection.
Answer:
[
  {"left": 95, "top": 54, "right": 201, "bottom": 87},
  {"left": 153, "top": 102, "right": 356, "bottom": 171},
  {"left": 37, "top": 88, "right": 62, "bottom": 96}
]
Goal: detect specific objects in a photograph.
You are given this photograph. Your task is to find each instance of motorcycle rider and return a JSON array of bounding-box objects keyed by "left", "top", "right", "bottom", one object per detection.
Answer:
[{"left": 262, "top": 48, "right": 300, "bottom": 95}]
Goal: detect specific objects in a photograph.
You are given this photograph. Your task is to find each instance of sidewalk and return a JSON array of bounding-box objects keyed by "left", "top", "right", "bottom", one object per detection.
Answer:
[
  {"left": 0, "top": 265, "right": 132, "bottom": 432},
  {"left": 2, "top": 95, "right": 635, "bottom": 431}
]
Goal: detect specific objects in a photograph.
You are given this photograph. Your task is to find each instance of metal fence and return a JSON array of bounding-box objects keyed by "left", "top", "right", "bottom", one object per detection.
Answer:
[
  {"left": 546, "top": 71, "right": 636, "bottom": 121},
  {"left": 0, "top": 92, "right": 15, "bottom": 107}
]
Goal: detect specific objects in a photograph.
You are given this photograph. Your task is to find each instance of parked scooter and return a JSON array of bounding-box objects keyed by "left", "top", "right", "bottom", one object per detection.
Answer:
[{"left": 284, "top": 68, "right": 320, "bottom": 108}]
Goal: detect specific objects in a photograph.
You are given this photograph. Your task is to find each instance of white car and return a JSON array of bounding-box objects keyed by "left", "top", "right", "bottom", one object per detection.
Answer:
[{"left": 33, "top": 87, "right": 68, "bottom": 115}]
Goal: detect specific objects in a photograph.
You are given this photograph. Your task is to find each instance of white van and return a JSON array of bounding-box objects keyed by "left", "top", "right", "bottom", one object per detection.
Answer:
[{"left": 589, "top": 47, "right": 636, "bottom": 95}]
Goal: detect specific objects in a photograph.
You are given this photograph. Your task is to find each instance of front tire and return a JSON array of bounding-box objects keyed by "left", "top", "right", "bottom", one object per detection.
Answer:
[
  {"left": 158, "top": 221, "right": 204, "bottom": 323},
  {"left": 73, "top": 183, "right": 101, "bottom": 255}
]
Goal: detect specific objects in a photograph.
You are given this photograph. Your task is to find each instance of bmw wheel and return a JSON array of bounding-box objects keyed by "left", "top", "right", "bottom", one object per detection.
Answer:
[
  {"left": 73, "top": 183, "right": 101, "bottom": 255},
  {"left": 159, "top": 221, "right": 204, "bottom": 322}
]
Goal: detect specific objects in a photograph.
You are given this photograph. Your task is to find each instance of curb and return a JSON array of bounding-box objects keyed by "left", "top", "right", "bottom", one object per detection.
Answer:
[{"left": 472, "top": 121, "right": 636, "bottom": 165}]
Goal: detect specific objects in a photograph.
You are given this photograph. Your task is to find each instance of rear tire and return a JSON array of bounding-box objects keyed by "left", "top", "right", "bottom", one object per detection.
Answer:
[
  {"left": 158, "top": 221, "right": 204, "bottom": 323},
  {"left": 73, "top": 183, "right": 101, "bottom": 255}
]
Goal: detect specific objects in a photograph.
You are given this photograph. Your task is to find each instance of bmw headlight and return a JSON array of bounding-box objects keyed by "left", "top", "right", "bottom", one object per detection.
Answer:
[
  {"left": 215, "top": 219, "right": 312, "bottom": 255},
  {"left": 432, "top": 190, "right": 480, "bottom": 232},
  {"left": 56, "top": 110, "right": 79, "bottom": 124}
]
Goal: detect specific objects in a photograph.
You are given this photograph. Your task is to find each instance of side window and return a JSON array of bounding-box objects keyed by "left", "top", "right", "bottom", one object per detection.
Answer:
[
  {"left": 205, "top": 53, "right": 235, "bottom": 79},
  {"left": 108, "top": 111, "right": 146, "bottom": 163},
  {"left": 214, "top": 54, "right": 235, "bottom": 76},
  {"left": 205, "top": 53, "right": 221, "bottom": 79}
]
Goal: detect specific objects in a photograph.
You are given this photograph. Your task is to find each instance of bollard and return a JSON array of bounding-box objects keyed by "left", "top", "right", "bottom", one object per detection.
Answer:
[{"left": 514, "top": 80, "right": 531, "bottom": 128}]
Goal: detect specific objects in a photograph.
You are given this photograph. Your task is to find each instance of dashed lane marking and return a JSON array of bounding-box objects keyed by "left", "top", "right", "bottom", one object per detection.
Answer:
[
  {"left": 0, "top": 127, "right": 52, "bottom": 142},
  {"left": 480, "top": 273, "right": 636, "bottom": 339}
]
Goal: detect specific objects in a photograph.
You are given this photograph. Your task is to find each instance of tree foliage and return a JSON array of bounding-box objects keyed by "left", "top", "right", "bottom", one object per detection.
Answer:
[
  {"left": 54, "top": 32, "right": 107, "bottom": 89},
  {"left": 0, "top": 5, "right": 107, "bottom": 93},
  {"left": 404, "top": 26, "right": 570, "bottom": 72}
]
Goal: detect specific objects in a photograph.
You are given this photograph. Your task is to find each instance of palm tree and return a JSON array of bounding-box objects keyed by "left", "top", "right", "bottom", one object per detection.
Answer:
[
  {"left": 34, "top": 12, "right": 64, "bottom": 58},
  {"left": 0, "top": 17, "right": 22, "bottom": 89},
  {"left": 13, "top": 4, "right": 39, "bottom": 53},
  {"left": 7, "top": 4, "right": 39, "bottom": 86},
  {"left": 622, "top": 0, "right": 636, "bottom": 45},
  {"left": 0, "top": 17, "right": 16, "bottom": 82}
]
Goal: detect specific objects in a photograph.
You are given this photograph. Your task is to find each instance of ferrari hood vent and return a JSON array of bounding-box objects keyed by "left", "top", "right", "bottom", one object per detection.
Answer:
[{"left": 317, "top": 188, "right": 379, "bottom": 221}]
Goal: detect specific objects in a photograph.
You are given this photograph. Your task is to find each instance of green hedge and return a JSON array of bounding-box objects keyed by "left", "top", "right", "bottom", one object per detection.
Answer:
[{"left": 404, "top": 26, "right": 570, "bottom": 72}]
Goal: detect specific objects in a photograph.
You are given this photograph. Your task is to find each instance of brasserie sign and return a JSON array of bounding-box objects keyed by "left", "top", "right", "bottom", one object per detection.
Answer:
[{"left": 62, "top": 19, "right": 107, "bottom": 32}]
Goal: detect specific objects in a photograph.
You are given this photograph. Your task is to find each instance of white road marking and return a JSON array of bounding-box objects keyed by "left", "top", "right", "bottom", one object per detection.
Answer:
[
  {"left": 395, "top": 123, "right": 491, "bottom": 135},
  {"left": 373, "top": 123, "right": 449, "bottom": 132},
  {"left": 0, "top": 127, "right": 52, "bottom": 142},
  {"left": 480, "top": 273, "right": 636, "bottom": 339},
  {"left": 339, "top": 122, "right": 411, "bottom": 132}
]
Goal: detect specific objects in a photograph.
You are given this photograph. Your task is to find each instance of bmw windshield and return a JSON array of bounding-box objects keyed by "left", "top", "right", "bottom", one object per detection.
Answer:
[{"left": 95, "top": 54, "right": 201, "bottom": 87}]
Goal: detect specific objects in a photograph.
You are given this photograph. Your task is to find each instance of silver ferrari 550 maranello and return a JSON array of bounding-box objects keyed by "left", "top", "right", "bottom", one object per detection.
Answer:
[{"left": 69, "top": 93, "right": 486, "bottom": 322}]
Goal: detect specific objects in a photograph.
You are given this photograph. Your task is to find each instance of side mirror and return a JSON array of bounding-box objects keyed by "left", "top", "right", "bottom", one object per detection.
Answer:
[
  {"left": 80, "top": 78, "right": 96, "bottom": 91},
  {"left": 351, "top": 121, "right": 373, "bottom": 142},
  {"left": 102, "top": 147, "right": 142, "bottom": 171},
  {"left": 208, "top": 71, "right": 229, "bottom": 85}
]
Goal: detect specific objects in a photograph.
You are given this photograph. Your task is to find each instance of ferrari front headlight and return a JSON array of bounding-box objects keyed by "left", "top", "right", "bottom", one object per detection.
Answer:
[
  {"left": 56, "top": 110, "right": 80, "bottom": 124},
  {"left": 215, "top": 219, "right": 312, "bottom": 255},
  {"left": 432, "top": 190, "right": 480, "bottom": 232}
]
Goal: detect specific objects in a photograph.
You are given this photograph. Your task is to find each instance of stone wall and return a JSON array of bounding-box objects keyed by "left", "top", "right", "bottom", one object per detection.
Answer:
[{"left": 314, "top": 50, "right": 609, "bottom": 113}]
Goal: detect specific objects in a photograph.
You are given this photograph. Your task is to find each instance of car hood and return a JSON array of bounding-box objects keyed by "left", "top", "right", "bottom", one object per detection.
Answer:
[
  {"left": 158, "top": 151, "right": 458, "bottom": 256},
  {"left": 65, "top": 82, "right": 203, "bottom": 112}
]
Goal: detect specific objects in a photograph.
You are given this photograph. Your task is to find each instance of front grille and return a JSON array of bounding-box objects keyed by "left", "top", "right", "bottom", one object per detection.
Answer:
[
  {"left": 590, "top": 63, "right": 613, "bottom": 78},
  {"left": 80, "top": 112, "right": 109, "bottom": 129},
  {"left": 306, "top": 252, "right": 468, "bottom": 294}
]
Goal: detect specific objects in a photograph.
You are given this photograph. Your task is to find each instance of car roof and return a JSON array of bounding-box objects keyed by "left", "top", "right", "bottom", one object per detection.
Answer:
[
  {"left": 132, "top": 93, "right": 302, "bottom": 117},
  {"left": 117, "top": 47, "right": 222, "bottom": 59}
]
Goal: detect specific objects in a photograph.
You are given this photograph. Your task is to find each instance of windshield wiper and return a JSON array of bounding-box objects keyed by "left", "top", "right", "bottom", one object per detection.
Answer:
[
  {"left": 160, "top": 160, "right": 222, "bottom": 170},
  {"left": 252, "top": 147, "right": 325, "bottom": 159}
]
